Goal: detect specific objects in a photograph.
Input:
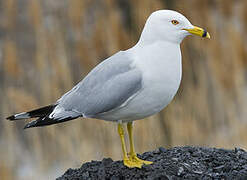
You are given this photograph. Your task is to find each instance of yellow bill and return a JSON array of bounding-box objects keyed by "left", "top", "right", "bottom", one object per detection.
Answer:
[{"left": 183, "top": 26, "right": 210, "bottom": 39}]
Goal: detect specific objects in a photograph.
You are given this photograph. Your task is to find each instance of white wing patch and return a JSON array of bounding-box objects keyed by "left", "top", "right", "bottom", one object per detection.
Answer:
[{"left": 14, "top": 112, "right": 30, "bottom": 119}]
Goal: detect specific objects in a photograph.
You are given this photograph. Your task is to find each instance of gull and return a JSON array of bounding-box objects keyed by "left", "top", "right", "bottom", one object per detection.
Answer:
[{"left": 7, "top": 10, "right": 210, "bottom": 168}]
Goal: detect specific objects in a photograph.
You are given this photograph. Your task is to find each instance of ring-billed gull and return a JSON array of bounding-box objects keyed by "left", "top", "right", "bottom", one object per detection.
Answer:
[{"left": 7, "top": 10, "right": 210, "bottom": 168}]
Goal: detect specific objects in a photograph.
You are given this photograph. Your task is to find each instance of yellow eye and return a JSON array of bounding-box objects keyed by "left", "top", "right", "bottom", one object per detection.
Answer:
[{"left": 171, "top": 20, "right": 179, "bottom": 25}]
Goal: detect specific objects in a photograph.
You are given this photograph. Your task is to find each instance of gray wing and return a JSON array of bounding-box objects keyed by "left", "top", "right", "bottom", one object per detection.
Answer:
[{"left": 54, "top": 51, "right": 142, "bottom": 118}]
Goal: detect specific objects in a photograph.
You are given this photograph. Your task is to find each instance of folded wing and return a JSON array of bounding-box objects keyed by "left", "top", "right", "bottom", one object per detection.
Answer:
[{"left": 49, "top": 51, "right": 142, "bottom": 121}]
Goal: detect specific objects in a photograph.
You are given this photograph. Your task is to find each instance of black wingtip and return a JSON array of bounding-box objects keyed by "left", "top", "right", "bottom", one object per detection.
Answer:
[
  {"left": 23, "top": 121, "right": 37, "bottom": 129},
  {"left": 23, "top": 125, "right": 30, "bottom": 129},
  {"left": 6, "top": 115, "right": 15, "bottom": 121}
]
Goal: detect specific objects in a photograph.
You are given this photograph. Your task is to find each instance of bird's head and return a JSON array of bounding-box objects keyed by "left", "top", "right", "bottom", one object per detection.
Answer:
[{"left": 140, "top": 10, "right": 210, "bottom": 44}]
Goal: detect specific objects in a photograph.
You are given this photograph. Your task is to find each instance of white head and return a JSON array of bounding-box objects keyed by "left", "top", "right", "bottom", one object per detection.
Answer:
[{"left": 139, "top": 10, "right": 210, "bottom": 44}]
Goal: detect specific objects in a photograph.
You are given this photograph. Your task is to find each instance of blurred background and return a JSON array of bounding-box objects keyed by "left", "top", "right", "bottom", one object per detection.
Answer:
[{"left": 1, "top": 0, "right": 247, "bottom": 179}]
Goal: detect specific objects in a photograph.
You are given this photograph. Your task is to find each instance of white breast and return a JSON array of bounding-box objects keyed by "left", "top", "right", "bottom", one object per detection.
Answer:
[{"left": 129, "top": 42, "right": 182, "bottom": 117}]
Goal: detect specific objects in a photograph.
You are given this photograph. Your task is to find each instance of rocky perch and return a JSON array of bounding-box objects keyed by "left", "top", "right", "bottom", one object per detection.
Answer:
[{"left": 57, "top": 146, "right": 247, "bottom": 180}]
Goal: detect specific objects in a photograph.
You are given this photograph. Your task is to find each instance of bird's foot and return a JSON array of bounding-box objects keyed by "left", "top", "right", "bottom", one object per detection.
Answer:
[
  {"left": 123, "top": 154, "right": 153, "bottom": 168},
  {"left": 129, "top": 154, "right": 153, "bottom": 165},
  {"left": 123, "top": 157, "right": 143, "bottom": 168}
]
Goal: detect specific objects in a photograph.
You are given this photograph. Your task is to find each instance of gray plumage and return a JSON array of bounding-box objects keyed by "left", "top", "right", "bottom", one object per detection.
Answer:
[
  {"left": 7, "top": 51, "right": 143, "bottom": 128},
  {"left": 48, "top": 51, "right": 143, "bottom": 120}
]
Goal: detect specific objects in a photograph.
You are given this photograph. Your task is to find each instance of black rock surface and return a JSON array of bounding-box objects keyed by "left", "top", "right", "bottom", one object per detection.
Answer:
[{"left": 57, "top": 146, "right": 247, "bottom": 180}]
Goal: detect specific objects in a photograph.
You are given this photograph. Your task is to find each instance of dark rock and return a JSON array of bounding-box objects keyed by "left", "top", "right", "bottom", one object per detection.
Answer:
[
  {"left": 57, "top": 146, "right": 247, "bottom": 180},
  {"left": 159, "top": 147, "right": 166, "bottom": 153}
]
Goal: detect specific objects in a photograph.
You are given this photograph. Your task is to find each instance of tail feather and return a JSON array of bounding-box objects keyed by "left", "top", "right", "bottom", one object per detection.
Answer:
[
  {"left": 24, "top": 116, "right": 78, "bottom": 129},
  {"left": 6, "top": 105, "right": 56, "bottom": 121},
  {"left": 7, "top": 104, "right": 80, "bottom": 129}
]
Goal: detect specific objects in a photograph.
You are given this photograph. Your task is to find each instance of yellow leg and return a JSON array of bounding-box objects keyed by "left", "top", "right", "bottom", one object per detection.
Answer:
[
  {"left": 118, "top": 123, "right": 142, "bottom": 168},
  {"left": 127, "top": 122, "right": 153, "bottom": 166},
  {"left": 118, "top": 123, "right": 128, "bottom": 160}
]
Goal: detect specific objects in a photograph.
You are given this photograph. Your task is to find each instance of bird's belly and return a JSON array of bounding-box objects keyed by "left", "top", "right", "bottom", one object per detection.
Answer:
[{"left": 95, "top": 72, "right": 181, "bottom": 122}]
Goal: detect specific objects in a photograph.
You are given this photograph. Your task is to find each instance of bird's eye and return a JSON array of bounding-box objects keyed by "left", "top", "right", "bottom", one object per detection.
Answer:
[{"left": 171, "top": 20, "right": 179, "bottom": 25}]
